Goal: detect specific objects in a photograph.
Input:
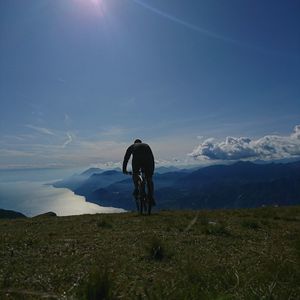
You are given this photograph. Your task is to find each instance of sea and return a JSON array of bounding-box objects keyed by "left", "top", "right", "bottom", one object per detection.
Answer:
[{"left": 0, "top": 168, "right": 125, "bottom": 217}]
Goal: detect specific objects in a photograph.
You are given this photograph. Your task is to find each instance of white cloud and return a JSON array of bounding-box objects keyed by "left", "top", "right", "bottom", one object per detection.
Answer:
[
  {"left": 99, "top": 126, "right": 125, "bottom": 137},
  {"left": 0, "top": 149, "right": 34, "bottom": 157},
  {"left": 90, "top": 161, "right": 122, "bottom": 169},
  {"left": 26, "top": 125, "right": 55, "bottom": 136},
  {"left": 76, "top": 140, "right": 127, "bottom": 161},
  {"left": 291, "top": 125, "right": 300, "bottom": 139},
  {"left": 57, "top": 77, "right": 66, "bottom": 84},
  {"left": 155, "top": 159, "right": 172, "bottom": 165},
  {"left": 64, "top": 114, "right": 72, "bottom": 127},
  {"left": 62, "top": 132, "right": 73, "bottom": 148},
  {"left": 119, "top": 97, "right": 136, "bottom": 107},
  {"left": 189, "top": 125, "right": 300, "bottom": 161}
]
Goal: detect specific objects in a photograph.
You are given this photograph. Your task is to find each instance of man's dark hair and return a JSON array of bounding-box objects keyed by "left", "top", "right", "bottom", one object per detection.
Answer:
[{"left": 134, "top": 139, "right": 142, "bottom": 144}]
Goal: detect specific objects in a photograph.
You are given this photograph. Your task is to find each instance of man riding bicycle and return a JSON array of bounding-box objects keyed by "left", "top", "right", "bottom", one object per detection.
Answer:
[{"left": 122, "top": 139, "right": 155, "bottom": 206}]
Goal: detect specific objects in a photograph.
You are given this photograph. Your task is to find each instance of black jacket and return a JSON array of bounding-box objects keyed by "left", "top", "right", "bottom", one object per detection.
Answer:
[{"left": 122, "top": 143, "right": 155, "bottom": 173}]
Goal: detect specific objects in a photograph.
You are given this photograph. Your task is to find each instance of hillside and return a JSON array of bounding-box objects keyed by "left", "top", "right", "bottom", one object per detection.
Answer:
[{"left": 0, "top": 206, "right": 299, "bottom": 299}]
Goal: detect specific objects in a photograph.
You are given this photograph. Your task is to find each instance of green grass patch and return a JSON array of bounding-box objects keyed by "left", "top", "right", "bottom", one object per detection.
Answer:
[{"left": 0, "top": 206, "right": 299, "bottom": 299}]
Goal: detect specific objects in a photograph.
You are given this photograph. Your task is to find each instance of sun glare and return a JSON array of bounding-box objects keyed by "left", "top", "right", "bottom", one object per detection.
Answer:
[
  {"left": 76, "top": 0, "right": 106, "bottom": 16},
  {"left": 90, "top": 0, "right": 102, "bottom": 7}
]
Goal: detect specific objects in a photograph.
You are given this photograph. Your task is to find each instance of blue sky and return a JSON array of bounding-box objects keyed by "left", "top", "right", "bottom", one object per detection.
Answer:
[{"left": 0, "top": 0, "right": 300, "bottom": 169}]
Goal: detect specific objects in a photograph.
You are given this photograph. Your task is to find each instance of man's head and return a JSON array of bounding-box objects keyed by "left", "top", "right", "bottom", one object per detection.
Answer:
[{"left": 134, "top": 139, "right": 142, "bottom": 144}]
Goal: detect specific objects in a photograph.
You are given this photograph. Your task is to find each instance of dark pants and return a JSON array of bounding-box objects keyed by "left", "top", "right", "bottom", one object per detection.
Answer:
[{"left": 132, "top": 161, "right": 154, "bottom": 200}]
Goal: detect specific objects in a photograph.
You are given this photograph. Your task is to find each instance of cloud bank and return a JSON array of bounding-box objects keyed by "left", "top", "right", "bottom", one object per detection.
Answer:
[{"left": 189, "top": 125, "right": 300, "bottom": 161}]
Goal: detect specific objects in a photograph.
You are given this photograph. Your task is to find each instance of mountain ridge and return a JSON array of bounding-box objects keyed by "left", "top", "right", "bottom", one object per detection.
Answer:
[
  {"left": 0, "top": 208, "right": 27, "bottom": 219},
  {"left": 53, "top": 160, "right": 300, "bottom": 211}
]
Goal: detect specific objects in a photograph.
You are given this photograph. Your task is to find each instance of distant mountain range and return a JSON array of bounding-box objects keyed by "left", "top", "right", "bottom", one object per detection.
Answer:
[
  {"left": 0, "top": 209, "right": 57, "bottom": 219},
  {"left": 0, "top": 209, "right": 26, "bottom": 219},
  {"left": 53, "top": 161, "right": 300, "bottom": 211}
]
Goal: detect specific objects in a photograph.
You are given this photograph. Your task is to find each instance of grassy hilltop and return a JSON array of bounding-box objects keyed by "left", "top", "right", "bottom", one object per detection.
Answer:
[{"left": 0, "top": 206, "right": 300, "bottom": 299}]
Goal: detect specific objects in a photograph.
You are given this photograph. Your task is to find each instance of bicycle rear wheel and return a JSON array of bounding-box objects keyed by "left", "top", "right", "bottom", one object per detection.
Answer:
[{"left": 137, "top": 176, "right": 145, "bottom": 214}]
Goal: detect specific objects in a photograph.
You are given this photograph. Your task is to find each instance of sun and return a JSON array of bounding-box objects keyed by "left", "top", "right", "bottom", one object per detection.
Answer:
[
  {"left": 75, "top": 0, "right": 106, "bottom": 16},
  {"left": 89, "top": 0, "right": 102, "bottom": 7},
  {"left": 76, "top": 0, "right": 103, "bottom": 8}
]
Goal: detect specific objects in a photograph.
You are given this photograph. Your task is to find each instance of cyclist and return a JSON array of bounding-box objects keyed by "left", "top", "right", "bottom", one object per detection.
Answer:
[{"left": 122, "top": 139, "right": 155, "bottom": 206}]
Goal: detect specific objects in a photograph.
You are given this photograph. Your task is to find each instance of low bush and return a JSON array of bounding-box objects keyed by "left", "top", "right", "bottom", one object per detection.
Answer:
[{"left": 76, "top": 268, "right": 114, "bottom": 300}]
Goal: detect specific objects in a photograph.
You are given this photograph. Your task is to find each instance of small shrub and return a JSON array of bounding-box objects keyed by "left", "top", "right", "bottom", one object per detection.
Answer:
[
  {"left": 97, "top": 219, "right": 112, "bottom": 229},
  {"left": 146, "top": 238, "right": 166, "bottom": 261},
  {"left": 1, "top": 273, "right": 11, "bottom": 289},
  {"left": 76, "top": 269, "right": 114, "bottom": 300},
  {"left": 241, "top": 219, "right": 260, "bottom": 230},
  {"left": 202, "top": 224, "right": 230, "bottom": 236},
  {"left": 281, "top": 217, "right": 300, "bottom": 222},
  {"left": 293, "top": 236, "right": 300, "bottom": 259},
  {"left": 184, "top": 259, "right": 206, "bottom": 285},
  {"left": 260, "top": 219, "right": 270, "bottom": 226},
  {"left": 200, "top": 218, "right": 209, "bottom": 226}
]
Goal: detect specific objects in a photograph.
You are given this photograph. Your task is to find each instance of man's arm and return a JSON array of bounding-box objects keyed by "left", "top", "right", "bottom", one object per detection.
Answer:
[
  {"left": 149, "top": 147, "right": 155, "bottom": 173},
  {"left": 122, "top": 145, "right": 133, "bottom": 174}
]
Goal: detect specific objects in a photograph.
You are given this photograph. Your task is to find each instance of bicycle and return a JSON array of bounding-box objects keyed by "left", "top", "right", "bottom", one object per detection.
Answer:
[{"left": 127, "top": 171, "right": 152, "bottom": 215}]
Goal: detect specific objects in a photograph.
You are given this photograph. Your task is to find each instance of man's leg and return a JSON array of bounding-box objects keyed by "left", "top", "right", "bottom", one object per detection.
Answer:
[
  {"left": 145, "top": 169, "right": 155, "bottom": 206},
  {"left": 132, "top": 164, "right": 140, "bottom": 199}
]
